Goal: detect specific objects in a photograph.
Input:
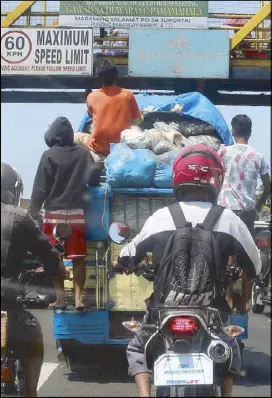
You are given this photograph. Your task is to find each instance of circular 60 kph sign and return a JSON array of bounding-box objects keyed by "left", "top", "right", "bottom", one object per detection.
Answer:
[{"left": 1, "top": 30, "right": 32, "bottom": 64}]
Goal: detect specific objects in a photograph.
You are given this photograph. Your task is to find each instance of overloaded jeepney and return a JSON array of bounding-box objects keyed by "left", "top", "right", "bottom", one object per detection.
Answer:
[{"left": 53, "top": 92, "right": 237, "bottom": 365}]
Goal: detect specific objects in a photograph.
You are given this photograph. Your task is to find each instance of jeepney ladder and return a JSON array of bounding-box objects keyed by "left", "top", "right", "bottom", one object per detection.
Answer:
[{"left": 95, "top": 247, "right": 108, "bottom": 308}]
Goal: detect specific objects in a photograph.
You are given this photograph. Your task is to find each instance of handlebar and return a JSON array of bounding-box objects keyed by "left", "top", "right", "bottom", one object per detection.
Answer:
[{"left": 115, "top": 261, "right": 246, "bottom": 287}]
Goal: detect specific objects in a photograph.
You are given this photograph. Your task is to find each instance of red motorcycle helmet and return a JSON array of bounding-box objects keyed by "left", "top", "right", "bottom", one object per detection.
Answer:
[{"left": 172, "top": 144, "right": 224, "bottom": 196}]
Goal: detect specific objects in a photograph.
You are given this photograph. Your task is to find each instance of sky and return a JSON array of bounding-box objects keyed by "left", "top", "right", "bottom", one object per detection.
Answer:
[{"left": 1, "top": 102, "right": 271, "bottom": 198}]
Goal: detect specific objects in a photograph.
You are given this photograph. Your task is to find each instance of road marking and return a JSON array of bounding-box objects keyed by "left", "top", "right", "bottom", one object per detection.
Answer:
[{"left": 38, "top": 362, "right": 58, "bottom": 391}]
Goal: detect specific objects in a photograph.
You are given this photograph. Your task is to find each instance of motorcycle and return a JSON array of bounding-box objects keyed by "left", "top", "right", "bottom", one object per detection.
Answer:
[
  {"left": 109, "top": 222, "right": 245, "bottom": 397},
  {"left": 222, "top": 220, "right": 271, "bottom": 360},
  {"left": 16, "top": 222, "right": 73, "bottom": 309},
  {"left": 1, "top": 223, "right": 70, "bottom": 397},
  {"left": 1, "top": 311, "right": 25, "bottom": 397},
  {"left": 17, "top": 266, "right": 56, "bottom": 309},
  {"left": 251, "top": 224, "right": 271, "bottom": 313}
]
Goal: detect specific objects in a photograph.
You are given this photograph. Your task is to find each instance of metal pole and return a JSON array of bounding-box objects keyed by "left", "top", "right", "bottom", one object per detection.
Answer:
[
  {"left": 42, "top": 0, "right": 46, "bottom": 27},
  {"left": 26, "top": 10, "right": 30, "bottom": 27},
  {"left": 260, "top": 0, "right": 265, "bottom": 49}
]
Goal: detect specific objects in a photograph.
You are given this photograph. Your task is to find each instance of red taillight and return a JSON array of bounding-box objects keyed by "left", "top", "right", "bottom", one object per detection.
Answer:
[
  {"left": 1, "top": 360, "right": 14, "bottom": 383},
  {"left": 169, "top": 316, "right": 199, "bottom": 336},
  {"left": 256, "top": 238, "right": 270, "bottom": 250}
]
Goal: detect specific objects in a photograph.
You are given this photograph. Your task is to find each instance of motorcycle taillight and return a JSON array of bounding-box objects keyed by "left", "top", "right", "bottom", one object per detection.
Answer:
[
  {"left": 256, "top": 238, "right": 271, "bottom": 252},
  {"left": 1, "top": 359, "right": 14, "bottom": 383},
  {"left": 169, "top": 316, "right": 199, "bottom": 336}
]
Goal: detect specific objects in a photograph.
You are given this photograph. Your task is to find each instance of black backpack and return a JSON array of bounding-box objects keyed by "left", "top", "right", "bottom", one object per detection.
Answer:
[{"left": 153, "top": 202, "right": 225, "bottom": 306}]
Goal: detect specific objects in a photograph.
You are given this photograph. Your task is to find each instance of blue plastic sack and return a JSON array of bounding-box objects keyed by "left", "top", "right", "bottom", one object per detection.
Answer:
[
  {"left": 78, "top": 111, "right": 92, "bottom": 132},
  {"left": 154, "top": 150, "right": 181, "bottom": 189},
  {"left": 135, "top": 92, "right": 233, "bottom": 146},
  {"left": 105, "top": 143, "right": 156, "bottom": 188}
]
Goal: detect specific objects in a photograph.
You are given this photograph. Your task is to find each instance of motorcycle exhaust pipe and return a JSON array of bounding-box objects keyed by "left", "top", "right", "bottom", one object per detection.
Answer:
[{"left": 207, "top": 340, "right": 231, "bottom": 363}]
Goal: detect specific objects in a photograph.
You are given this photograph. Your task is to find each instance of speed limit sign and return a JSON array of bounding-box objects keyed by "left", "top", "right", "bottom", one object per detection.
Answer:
[
  {"left": 1, "top": 27, "right": 93, "bottom": 76},
  {"left": 1, "top": 30, "right": 32, "bottom": 64}
]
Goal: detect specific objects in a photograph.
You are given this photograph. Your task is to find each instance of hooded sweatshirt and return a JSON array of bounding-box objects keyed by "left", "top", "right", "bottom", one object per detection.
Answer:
[{"left": 29, "top": 117, "right": 101, "bottom": 218}]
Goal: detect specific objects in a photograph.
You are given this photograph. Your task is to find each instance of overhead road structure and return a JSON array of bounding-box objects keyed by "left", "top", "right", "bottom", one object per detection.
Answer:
[
  {"left": 1, "top": 89, "right": 270, "bottom": 107},
  {"left": 1, "top": 0, "right": 271, "bottom": 106}
]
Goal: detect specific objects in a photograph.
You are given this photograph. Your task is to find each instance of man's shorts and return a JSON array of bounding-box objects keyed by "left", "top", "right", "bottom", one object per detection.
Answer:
[{"left": 43, "top": 209, "right": 86, "bottom": 260}]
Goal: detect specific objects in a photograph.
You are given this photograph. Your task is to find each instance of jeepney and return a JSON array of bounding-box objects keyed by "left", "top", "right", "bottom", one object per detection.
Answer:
[
  {"left": 53, "top": 185, "right": 174, "bottom": 363},
  {"left": 53, "top": 92, "right": 235, "bottom": 365}
]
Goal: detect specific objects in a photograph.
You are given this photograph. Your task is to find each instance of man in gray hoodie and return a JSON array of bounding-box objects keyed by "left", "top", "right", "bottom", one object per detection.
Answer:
[{"left": 29, "top": 117, "right": 101, "bottom": 310}]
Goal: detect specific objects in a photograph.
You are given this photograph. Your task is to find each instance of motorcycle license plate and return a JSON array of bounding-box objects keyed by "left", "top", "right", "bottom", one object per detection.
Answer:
[{"left": 154, "top": 353, "right": 213, "bottom": 386}]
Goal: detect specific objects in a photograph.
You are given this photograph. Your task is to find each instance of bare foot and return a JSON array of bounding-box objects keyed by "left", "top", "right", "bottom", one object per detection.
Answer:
[
  {"left": 75, "top": 302, "right": 88, "bottom": 311},
  {"left": 48, "top": 301, "right": 66, "bottom": 309}
]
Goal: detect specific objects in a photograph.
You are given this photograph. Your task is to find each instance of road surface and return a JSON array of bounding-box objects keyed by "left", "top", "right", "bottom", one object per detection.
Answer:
[{"left": 30, "top": 308, "right": 271, "bottom": 397}]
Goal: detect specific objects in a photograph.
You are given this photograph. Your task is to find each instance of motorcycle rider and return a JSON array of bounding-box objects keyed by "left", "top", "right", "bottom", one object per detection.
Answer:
[
  {"left": 114, "top": 145, "right": 262, "bottom": 397},
  {"left": 1, "top": 162, "right": 65, "bottom": 397}
]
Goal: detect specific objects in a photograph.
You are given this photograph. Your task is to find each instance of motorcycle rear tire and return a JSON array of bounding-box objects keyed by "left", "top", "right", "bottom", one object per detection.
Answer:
[
  {"left": 15, "top": 359, "right": 25, "bottom": 396},
  {"left": 2, "top": 359, "right": 26, "bottom": 396},
  {"left": 251, "top": 282, "right": 265, "bottom": 314},
  {"left": 2, "top": 359, "right": 26, "bottom": 397}
]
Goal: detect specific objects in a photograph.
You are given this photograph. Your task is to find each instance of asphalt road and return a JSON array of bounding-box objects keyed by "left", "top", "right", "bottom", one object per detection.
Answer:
[{"left": 30, "top": 308, "right": 271, "bottom": 397}]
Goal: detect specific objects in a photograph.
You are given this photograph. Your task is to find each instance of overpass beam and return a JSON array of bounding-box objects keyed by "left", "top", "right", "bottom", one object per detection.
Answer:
[
  {"left": 1, "top": 0, "right": 37, "bottom": 28},
  {"left": 231, "top": 2, "right": 271, "bottom": 50}
]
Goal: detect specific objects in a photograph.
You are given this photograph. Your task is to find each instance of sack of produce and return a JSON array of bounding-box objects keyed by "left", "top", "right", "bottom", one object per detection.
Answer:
[
  {"left": 105, "top": 143, "right": 156, "bottom": 188},
  {"left": 121, "top": 126, "right": 152, "bottom": 150},
  {"left": 187, "top": 134, "right": 222, "bottom": 151}
]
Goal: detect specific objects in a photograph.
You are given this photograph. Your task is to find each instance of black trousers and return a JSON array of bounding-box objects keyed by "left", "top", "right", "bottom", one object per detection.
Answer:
[{"left": 2, "top": 298, "right": 44, "bottom": 394}]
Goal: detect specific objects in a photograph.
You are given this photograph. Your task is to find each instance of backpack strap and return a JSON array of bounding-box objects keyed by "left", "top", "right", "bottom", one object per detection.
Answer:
[
  {"left": 200, "top": 205, "right": 225, "bottom": 297},
  {"left": 202, "top": 205, "right": 225, "bottom": 231},
  {"left": 168, "top": 202, "right": 192, "bottom": 229}
]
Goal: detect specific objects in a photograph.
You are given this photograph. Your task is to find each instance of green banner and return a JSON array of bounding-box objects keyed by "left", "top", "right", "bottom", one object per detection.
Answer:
[{"left": 59, "top": 1, "right": 208, "bottom": 29}]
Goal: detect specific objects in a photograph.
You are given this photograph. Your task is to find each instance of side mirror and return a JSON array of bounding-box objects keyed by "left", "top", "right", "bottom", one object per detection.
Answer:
[
  {"left": 53, "top": 223, "right": 72, "bottom": 241},
  {"left": 109, "top": 222, "right": 130, "bottom": 245}
]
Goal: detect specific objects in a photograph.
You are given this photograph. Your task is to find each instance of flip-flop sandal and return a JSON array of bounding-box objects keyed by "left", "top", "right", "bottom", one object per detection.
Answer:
[
  {"left": 49, "top": 302, "right": 67, "bottom": 310},
  {"left": 75, "top": 306, "right": 89, "bottom": 312},
  {"left": 53, "top": 306, "right": 67, "bottom": 313}
]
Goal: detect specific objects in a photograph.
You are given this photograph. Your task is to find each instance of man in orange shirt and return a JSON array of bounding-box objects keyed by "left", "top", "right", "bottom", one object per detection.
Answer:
[{"left": 76, "top": 60, "right": 143, "bottom": 161}]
